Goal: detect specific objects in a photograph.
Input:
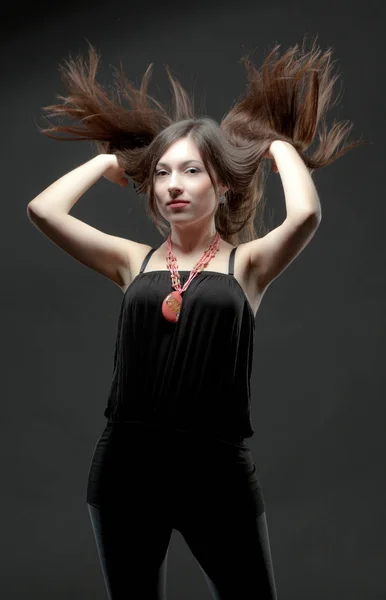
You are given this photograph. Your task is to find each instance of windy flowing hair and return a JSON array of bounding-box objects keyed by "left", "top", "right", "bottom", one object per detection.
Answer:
[{"left": 39, "top": 37, "right": 364, "bottom": 245}]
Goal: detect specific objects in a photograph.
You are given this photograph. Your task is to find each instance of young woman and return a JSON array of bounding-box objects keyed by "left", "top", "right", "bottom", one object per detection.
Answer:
[{"left": 27, "top": 39, "right": 363, "bottom": 599}]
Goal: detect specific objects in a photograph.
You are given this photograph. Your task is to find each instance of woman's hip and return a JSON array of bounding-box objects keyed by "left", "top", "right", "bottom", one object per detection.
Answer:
[{"left": 86, "top": 421, "right": 265, "bottom": 515}]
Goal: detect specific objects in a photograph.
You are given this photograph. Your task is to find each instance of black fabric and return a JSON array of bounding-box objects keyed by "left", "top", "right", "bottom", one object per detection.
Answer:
[
  {"left": 104, "top": 246, "right": 256, "bottom": 444},
  {"left": 86, "top": 421, "right": 276, "bottom": 600}
]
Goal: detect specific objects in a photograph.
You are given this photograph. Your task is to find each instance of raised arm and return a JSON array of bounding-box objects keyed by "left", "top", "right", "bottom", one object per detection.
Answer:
[
  {"left": 246, "top": 141, "right": 322, "bottom": 291},
  {"left": 27, "top": 154, "right": 148, "bottom": 287}
]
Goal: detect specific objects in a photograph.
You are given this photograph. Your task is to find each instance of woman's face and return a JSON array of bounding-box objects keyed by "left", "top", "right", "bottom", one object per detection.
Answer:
[{"left": 153, "top": 137, "right": 222, "bottom": 226}]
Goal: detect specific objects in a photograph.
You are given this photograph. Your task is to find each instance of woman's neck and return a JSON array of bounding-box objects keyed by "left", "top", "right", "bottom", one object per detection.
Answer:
[{"left": 169, "top": 226, "right": 218, "bottom": 255}]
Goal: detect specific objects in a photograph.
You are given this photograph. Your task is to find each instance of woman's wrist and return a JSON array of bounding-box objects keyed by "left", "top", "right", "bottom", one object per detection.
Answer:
[
  {"left": 269, "top": 140, "right": 293, "bottom": 155},
  {"left": 93, "top": 153, "right": 118, "bottom": 172}
]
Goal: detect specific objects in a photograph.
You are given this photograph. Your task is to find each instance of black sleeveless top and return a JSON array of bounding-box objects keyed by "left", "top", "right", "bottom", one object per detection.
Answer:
[{"left": 104, "top": 246, "right": 256, "bottom": 444}]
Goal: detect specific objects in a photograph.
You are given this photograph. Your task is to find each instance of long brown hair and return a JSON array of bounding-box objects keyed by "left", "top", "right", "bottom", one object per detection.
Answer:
[{"left": 39, "top": 37, "right": 365, "bottom": 245}]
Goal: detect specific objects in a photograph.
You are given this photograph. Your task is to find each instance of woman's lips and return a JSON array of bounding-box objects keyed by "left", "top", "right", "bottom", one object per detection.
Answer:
[{"left": 168, "top": 201, "right": 190, "bottom": 207}]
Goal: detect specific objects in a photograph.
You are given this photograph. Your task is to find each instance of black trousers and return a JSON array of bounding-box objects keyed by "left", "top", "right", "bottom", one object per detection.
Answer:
[{"left": 86, "top": 421, "right": 278, "bottom": 599}]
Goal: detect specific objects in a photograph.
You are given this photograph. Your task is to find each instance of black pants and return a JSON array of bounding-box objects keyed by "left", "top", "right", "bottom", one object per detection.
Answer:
[{"left": 86, "top": 421, "right": 278, "bottom": 599}]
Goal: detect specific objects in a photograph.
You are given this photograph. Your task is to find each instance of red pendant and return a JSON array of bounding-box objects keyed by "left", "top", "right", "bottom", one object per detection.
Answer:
[{"left": 162, "top": 291, "right": 183, "bottom": 323}]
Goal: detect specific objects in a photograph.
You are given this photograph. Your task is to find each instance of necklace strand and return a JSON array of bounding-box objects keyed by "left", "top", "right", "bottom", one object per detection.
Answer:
[{"left": 161, "top": 231, "right": 221, "bottom": 323}]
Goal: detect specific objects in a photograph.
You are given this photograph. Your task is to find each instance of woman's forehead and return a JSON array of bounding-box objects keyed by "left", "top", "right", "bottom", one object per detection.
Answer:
[{"left": 159, "top": 137, "right": 201, "bottom": 162}]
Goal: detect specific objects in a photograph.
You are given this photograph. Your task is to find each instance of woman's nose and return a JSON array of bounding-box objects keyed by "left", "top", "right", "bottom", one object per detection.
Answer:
[{"left": 168, "top": 182, "right": 183, "bottom": 194}]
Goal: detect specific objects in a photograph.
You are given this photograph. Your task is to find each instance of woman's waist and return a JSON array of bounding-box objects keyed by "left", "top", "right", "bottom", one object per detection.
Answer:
[{"left": 105, "top": 418, "right": 250, "bottom": 451}]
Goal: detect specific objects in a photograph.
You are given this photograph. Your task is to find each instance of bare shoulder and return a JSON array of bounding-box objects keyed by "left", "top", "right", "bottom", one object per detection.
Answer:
[
  {"left": 234, "top": 241, "right": 251, "bottom": 266},
  {"left": 114, "top": 238, "right": 153, "bottom": 288}
]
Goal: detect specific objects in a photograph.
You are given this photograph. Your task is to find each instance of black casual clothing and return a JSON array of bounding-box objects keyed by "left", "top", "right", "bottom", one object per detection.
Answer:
[
  {"left": 103, "top": 246, "right": 255, "bottom": 444},
  {"left": 86, "top": 246, "right": 278, "bottom": 599},
  {"left": 87, "top": 422, "right": 277, "bottom": 599}
]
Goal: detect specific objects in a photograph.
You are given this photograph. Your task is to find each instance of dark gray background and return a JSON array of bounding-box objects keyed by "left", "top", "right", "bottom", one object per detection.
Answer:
[{"left": 2, "top": 0, "right": 385, "bottom": 598}]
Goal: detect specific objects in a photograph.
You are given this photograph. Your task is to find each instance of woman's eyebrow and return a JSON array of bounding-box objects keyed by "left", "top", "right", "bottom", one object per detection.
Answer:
[{"left": 155, "top": 159, "right": 204, "bottom": 168}]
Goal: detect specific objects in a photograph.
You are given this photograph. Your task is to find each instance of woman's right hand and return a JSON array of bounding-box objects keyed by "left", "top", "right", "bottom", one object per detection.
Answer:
[{"left": 102, "top": 154, "right": 129, "bottom": 188}]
